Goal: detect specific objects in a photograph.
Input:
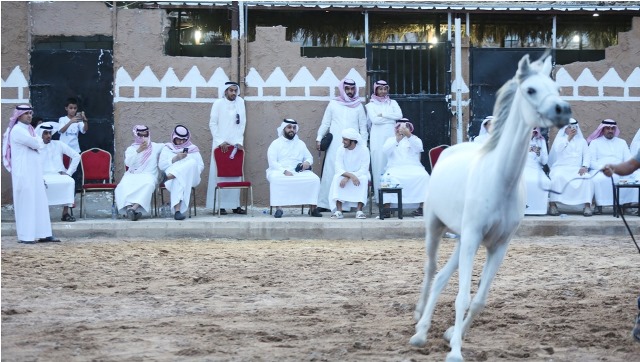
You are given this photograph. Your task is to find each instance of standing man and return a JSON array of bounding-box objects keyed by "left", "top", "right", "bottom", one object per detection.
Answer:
[
  {"left": 159, "top": 125, "right": 205, "bottom": 220},
  {"left": 587, "top": 119, "right": 634, "bottom": 214},
  {"left": 2, "top": 105, "right": 59, "bottom": 243},
  {"left": 206, "top": 81, "right": 247, "bottom": 215},
  {"left": 328, "top": 128, "right": 370, "bottom": 219},
  {"left": 316, "top": 78, "right": 368, "bottom": 211},
  {"left": 36, "top": 123, "right": 80, "bottom": 222},
  {"left": 266, "top": 119, "right": 323, "bottom": 218},
  {"left": 58, "top": 97, "right": 88, "bottom": 191},
  {"left": 366, "top": 80, "right": 403, "bottom": 203}
]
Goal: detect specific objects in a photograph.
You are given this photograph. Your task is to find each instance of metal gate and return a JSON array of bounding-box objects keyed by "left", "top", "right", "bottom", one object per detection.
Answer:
[
  {"left": 366, "top": 42, "right": 452, "bottom": 172},
  {"left": 469, "top": 48, "right": 550, "bottom": 140},
  {"left": 30, "top": 49, "right": 115, "bottom": 155}
]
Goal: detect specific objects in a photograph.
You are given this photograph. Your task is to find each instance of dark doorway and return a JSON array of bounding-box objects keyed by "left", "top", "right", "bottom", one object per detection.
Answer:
[
  {"left": 468, "top": 48, "right": 550, "bottom": 140},
  {"left": 366, "top": 42, "right": 452, "bottom": 172},
  {"left": 30, "top": 49, "right": 115, "bottom": 156}
]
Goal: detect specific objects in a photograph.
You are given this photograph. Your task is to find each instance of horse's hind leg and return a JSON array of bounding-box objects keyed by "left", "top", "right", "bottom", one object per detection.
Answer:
[
  {"left": 413, "top": 214, "right": 447, "bottom": 321},
  {"left": 410, "top": 216, "right": 456, "bottom": 347}
]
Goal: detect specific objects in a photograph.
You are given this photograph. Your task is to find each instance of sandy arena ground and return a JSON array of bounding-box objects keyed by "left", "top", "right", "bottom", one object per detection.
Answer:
[{"left": 2, "top": 236, "right": 639, "bottom": 361}]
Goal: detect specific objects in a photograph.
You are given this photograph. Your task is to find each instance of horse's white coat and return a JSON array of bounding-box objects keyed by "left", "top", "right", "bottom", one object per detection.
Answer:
[{"left": 410, "top": 54, "right": 572, "bottom": 362}]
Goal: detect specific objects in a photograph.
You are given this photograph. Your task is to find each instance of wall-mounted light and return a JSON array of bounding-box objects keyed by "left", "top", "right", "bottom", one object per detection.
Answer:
[
  {"left": 429, "top": 36, "right": 438, "bottom": 45},
  {"left": 593, "top": 13, "right": 599, "bottom": 17},
  {"left": 194, "top": 29, "right": 202, "bottom": 45},
  {"left": 573, "top": 34, "right": 580, "bottom": 42}
]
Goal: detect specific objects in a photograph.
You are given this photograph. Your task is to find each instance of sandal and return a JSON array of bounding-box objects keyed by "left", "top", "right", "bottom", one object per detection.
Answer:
[
  {"left": 355, "top": 211, "right": 366, "bottom": 219},
  {"left": 330, "top": 211, "right": 344, "bottom": 219},
  {"left": 412, "top": 208, "right": 423, "bottom": 217},
  {"left": 61, "top": 213, "right": 76, "bottom": 222},
  {"left": 232, "top": 207, "right": 247, "bottom": 215}
]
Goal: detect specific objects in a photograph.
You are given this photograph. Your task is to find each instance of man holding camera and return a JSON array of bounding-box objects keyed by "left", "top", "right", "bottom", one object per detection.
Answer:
[
  {"left": 267, "top": 119, "right": 322, "bottom": 218},
  {"left": 206, "top": 81, "right": 247, "bottom": 215},
  {"left": 159, "top": 125, "right": 204, "bottom": 220}
]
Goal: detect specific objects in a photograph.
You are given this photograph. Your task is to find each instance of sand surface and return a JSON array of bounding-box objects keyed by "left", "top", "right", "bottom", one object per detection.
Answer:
[{"left": 2, "top": 236, "right": 639, "bottom": 361}]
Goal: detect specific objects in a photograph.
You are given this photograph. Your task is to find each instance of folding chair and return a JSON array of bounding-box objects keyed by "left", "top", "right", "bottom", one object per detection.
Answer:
[
  {"left": 79, "top": 148, "right": 118, "bottom": 218},
  {"left": 428, "top": 144, "right": 450, "bottom": 171},
  {"left": 213, "top": 146, "right": 253, "bottom": 217}
]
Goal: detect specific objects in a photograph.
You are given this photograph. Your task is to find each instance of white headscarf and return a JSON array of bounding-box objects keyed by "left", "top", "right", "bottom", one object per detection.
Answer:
[
  {"left": 478, "top": 116, "right": 493, "bottom": 137},
  {"left": 218, "top": 81, "right": 241, "bottom": 99},
  {"left": 35, "top": 123, "right": 57, "bottom": 138},
  {"left": 341, "top": 128, "right": 362, "bottom": 143},
  {"left": 276, "top": 118, "right": 299, "bottom": 140},
  {"left": 548, "top": 118, "right": 584, "bottom": 167}
]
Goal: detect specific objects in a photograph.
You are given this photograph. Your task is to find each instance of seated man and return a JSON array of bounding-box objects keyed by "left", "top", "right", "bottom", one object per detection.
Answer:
[
  {"left": 115, "top": 125, "right": 163, "bottom": 221},
  {"left": 587, "top": 119, "right": 634, "bottom": 213},
  {"left": 158, "top": 125, "right": 204, "bottom": 220},
  {"left": 328, "top": 128, "right": 371, "bottom": 219},
  {"left": 36, "top": 123, "right": 80, "bottom": 222},
  {"left": 266, "top": 119, "right": 323, "bottom": 218},
  {"left": 381, "top": 118, "right": 430, "bottom": 216},
  {"left": 472, "top": 116, "right": 493, "bottom": 144},
  {"left": 547, "top": 118, "right": 594, "bottom": 216}
]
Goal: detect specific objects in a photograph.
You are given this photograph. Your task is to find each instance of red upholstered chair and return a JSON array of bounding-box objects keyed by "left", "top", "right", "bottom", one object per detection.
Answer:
[
  {"left": 428, "top": 144, "right": 450, "bottom": 170},
  {"left": 213, "top": 146, "right": 253, "bottom": 217},
  {"left": 79, "top": 148, "right": 118, "bottom": 218}
]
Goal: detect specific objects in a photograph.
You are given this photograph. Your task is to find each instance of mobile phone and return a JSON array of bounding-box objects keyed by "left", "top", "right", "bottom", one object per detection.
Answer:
[{"left": 183, "top": 148, "right": 188, "bottom": 153}]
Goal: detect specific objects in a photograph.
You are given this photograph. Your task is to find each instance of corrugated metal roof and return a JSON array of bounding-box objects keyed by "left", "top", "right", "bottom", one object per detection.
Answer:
[{"left": 141, "top": 1, "right": 640, "bottom": 12}]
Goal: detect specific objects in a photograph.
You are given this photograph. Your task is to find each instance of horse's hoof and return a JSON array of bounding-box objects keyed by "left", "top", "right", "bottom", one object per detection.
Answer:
[
  {"left": 443, "top": 326, "right": 454, "bottom": 342},
  {"left": 409, "top": 334, "right": 427, "bottom": 347},
  {"left": 445, "top": 351, "right": 464, "bottom": 362}
]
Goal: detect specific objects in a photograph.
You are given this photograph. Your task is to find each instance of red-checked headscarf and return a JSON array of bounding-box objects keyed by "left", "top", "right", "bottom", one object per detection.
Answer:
[
  {"left": 128, "top": 125, "right": 153, "bottom": 173},
  {"left": 165, "top": 125, "right": 200, "bottom": 154},
  {"left": 586, "top": 119, "right": 620, "bottom": 144},
  {"left": 3, "top": 105, "right": 35, "bottom": 172},
  {"left": 370, "top": 80, "right": 390, "bottom": 105},
  {"left": 395, "top": 118, "right": 414, "bottom": 133},
  {"left": 335, "top": 78, "right": 361, "bottom": 108},
  {"left": 531, "top": 127, "right": 544, "bottom": 140}
]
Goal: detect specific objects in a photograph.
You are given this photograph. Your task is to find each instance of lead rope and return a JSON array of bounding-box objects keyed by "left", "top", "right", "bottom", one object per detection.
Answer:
[{"left": 611, "top": 176, "right": 640, "bottom": 254}]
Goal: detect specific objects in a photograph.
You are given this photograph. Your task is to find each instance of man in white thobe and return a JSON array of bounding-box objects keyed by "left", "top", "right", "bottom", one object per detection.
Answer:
[
  {"left": 115, "top": 125, "right": 163, "bottom": 221},
  {"left": 2, "top": 105, "right": 59, "bottom": 243},
  {"left": 523, "top": 128, "right": 550, "bottom": 215},
  {"left": 206, "top": 81, "right": 247, "bottom": 215},
  {"left": 473, "top": 116, "right": 493, "bottom": 144},
  {"left": 381, "top": 119, "right": 430, "bottom": 216},
  {"left": 36, "top": 123, "right": 80, "bottom": 222},
  {"left": 547, "top": 118, "right": 594, "bottom": 216},
  {"left": 587, "top": 119, "right": 635, "bottom": 213},
  {"left": 316, "top": 78, "right": 368, "bottom": 211},
  {"left": 328, "top": 128, "right": 370, "bottom": 219},
  {"left": 366, "top": 80, "right": 403, "bottom": 202},
  {"left": 266, "top": 119, "right": 323, "bottom": 218},
  {"left": 159, "top": 125, "right": 205, "bottom": 220}
]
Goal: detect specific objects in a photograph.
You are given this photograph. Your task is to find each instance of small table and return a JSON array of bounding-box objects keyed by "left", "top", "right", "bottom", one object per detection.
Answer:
[
  {"left": 378, "top": 187, "right": 403, "bottom": 220},
  {"left": 612, "top": 182, "right": 640, "bottom": 218}
]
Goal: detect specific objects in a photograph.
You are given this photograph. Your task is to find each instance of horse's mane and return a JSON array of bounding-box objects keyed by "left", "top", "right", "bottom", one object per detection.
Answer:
[{"left": 480, "top": 78, "right": 518, "bottom": 153}]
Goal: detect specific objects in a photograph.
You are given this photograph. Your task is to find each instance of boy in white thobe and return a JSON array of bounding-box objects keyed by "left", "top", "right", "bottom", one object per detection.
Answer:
[
  {"left": 266, "top": 119, "right": 323, "bottom": 218},
  {"left": 366, "top": 80, "right": 403, "bottom": 202},
  {"left": 36, "top": 123, "right": 80, "bottom": 222},
  {"left": 328, "top": 128, "right": 370, "bottom": 219},
  {"left": 206, "top": 81, "right": 247, "bottom": 215},
  {"left": 115, "top": 125, "right": 163, "bottom": 221},
  {"left": 159, "top": 125, "right": 205, "bottom": 220},
  {"left": 2, "top": 105, "right": 59, "bottom": 243},
  {"left": 58, "top": 97, "right": 88, "bottom": 191},
  {"left": 381, "top": 119, "right": 430, "bottom": 216},
  {"left": 316, "top": 78, "right": 368, "bottom": 211},
  {"left": 522, "top": 128, "right": 550, "bottom": 215}
]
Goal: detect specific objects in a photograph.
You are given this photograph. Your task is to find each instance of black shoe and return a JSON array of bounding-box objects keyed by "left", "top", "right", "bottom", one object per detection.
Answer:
[
  {"left": 174, "top": 211, "right": 186, "bottom": 220},
  {"left": 316, "top": 207, "right": 331, "bottom": 213},
  {"left": 61, "top": 213, "right": 76, "bottom": 222},
  {"left": 19, "top": 240, "right": 37, "bottom": 244},
  {"left": 127, "top": 208, "right": 136, "bottom": 221},
  {"left": 219, "top": 208, "right": 228, "bottom": 215},
  {"left": 411, "top": 208, "right": 423, "bottom": 217},
  {"left": 38, "top": 236, "right": 60, "bottom": 243},
  {"left": 133, "top": 211, "right": 142, "bottom": 221},
  {"left": 274, "top": 209, "right": 283, "bottom": 218},
  {"left": 232, "top": 207, "right": 247, "bottom": 215},
  {"left": 594, "top": 206, "right": 603, "bottom": 215},
  {"left": 310, "top": 208, "right": 323, "bottom": 217}
]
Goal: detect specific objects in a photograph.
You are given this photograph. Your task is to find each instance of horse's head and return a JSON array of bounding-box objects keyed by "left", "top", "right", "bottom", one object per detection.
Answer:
[{"left": 516, "top": 54, "right": 571, "bottom": 129}]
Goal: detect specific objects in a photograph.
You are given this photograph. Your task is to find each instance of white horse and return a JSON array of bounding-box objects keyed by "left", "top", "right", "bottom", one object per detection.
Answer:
[{"left": 410, "top": 54, "right": 571, "bottom": 361}]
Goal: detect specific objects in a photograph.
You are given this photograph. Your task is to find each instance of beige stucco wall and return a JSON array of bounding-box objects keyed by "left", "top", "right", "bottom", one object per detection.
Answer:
[{"left": 1, "top": 1, "right": 638, "bottom": 207}]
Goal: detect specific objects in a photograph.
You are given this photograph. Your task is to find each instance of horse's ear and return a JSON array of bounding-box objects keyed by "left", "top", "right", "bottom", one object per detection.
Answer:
[
  {"left": 541, "top": 55, "right": 553, "bottom": 76},
  {"left": 517, "top": 54, "right": 531, "bottom": 75}
]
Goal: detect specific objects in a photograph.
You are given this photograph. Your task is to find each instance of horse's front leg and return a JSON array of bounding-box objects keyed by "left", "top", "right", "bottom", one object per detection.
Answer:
[
  {"left": 444, "top": 239, "right": 510, "bottom": 343},
  {"left": 446, "top": 232, "right": 481, "bottom": 362}
]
